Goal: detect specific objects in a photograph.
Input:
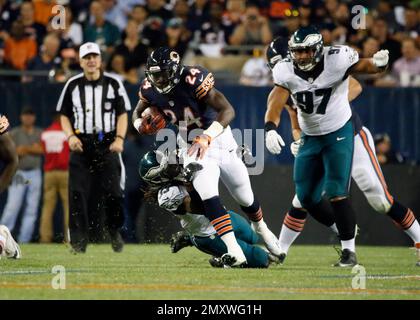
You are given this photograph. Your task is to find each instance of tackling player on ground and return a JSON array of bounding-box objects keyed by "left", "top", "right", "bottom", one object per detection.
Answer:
[
  {"left": 265, "top": 26, "right": 390, "bottom": 267},
  {"left": 266, "top": 37, "right": 420, "bottom": 267},
  {"left": 138, "top": 150, "right": 276, "bottom": 268},
  {"left": 0, "top": 115, "right": 21, "bottom": 259},
  {"left": 132, "top": 47, "right": 282, "bottom": 266}
]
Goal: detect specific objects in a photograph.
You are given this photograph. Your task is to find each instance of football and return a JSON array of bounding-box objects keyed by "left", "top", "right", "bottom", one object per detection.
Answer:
[{"left": 139, "top": 106, "right": 167, "bottom": 135}]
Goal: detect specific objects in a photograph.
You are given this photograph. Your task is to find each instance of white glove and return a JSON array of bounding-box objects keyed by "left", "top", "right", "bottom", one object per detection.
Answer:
[
  {"left": 158, "top": 185, "right": 188, "bottom": 212},
  {"left": 372, "top": 49, "right": 389, "bottom": 68},
  {"left": 265, "top": 130, "right": 285, "bottom": 155},
  {"left": 290, "top": 139, "right": 301, "bottom": 157}
]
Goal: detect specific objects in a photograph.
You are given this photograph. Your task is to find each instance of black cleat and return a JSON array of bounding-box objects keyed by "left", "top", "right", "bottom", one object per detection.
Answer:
[
  {"left": 278, "top": 253, "right": 286, "bottom": 264},
  {"left": 221, "top": 253, "right": 247, "bottom": 268},
  {"left": 268, "top": 252, "right": 287, "bottom": 265},
  {"left": 209, "top": 256, "right": 224, "bottom": 268},
  {"left": 333, "top": 249, "right": 358, "bottom": 267},
  {"left": 170, "top": 231, "right": 193, "bottom": 253},
  {"left": 110, "top": 231, "right": 124, "bottom": 253},
  {"left": 70, "top": 244, "right": 86, "bottom": 254}
]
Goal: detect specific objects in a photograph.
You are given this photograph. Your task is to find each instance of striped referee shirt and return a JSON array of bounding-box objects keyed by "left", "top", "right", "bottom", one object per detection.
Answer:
[{"left": 56, "top": 72, "right": 131, "bottom": 134}]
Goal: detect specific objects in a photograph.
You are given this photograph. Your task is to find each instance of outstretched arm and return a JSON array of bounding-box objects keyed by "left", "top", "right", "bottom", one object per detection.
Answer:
[
  {"left": 349, "top": 50, "right": 389, "bottom": 75},
  {"left": 264, "top": 86, "right": 290, "bottom": 155},
  {"left": 188, "top": 88, "right": 235, "bottom": 160}
]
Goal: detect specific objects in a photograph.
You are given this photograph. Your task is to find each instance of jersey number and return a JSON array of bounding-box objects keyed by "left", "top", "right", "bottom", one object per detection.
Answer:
[
  {"left": 328, "top": 46, "right": 341, "bottom": 55},
  {"left": 163, "top": 107, "right": 203, "bottom": 128},
  {"left": 295, "top": 88, "right": 332, "bottom": 115},
  {"left": 185, "top": 68, "right": 201, "bottom": 85}
]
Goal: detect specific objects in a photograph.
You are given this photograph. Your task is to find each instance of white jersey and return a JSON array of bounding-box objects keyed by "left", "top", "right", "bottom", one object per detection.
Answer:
[
  {"left": 157, "top": 185, "right": 216, "bottom": 237},
  {"left": 178, "top": 213, "right": 216, "bottom": 238},
  {"left": 272, "top": 45, "right": 359, "bottom": 135}
]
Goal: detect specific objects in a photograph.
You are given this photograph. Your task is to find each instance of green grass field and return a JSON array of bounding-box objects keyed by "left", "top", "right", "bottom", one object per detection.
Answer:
[{"left": 0, "top": 244, "right": 419, "bottom": 300}]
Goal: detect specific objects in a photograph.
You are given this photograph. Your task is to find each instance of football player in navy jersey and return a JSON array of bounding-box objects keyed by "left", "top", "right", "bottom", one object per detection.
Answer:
[
  {"left": 0, "top": 114, "right": 21, "bottom": 259},
  {"left": 133, "top": 47, "right": 282, "bottom": 266}
]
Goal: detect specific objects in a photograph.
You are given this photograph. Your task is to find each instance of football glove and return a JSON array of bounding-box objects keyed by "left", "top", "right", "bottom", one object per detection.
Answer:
[
  {"left": 372, "top": 49, "right": 389, "bottom": 68},
  {"left": 290, "top": 139, "right": 301, "bottom": 157},
  {"left": 187, "top": 134, "right": 211, "bottom": 160},
  {"left": 265, "top": 130, "right": 285, "bottom": 155}
]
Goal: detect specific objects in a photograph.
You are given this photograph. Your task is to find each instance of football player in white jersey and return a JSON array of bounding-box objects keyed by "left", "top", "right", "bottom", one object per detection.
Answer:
[
  {"left": 0, "top": 115, "right": 22, "bottom": 259},
  {"left": 138, "top": 150, "right": 274, "bottom": 268},
  {"left": 264, "top": 26, "right": 390, "bottom": 267},
  {"left": 266, "top": 37, "right": 420, "bottom": 267}
]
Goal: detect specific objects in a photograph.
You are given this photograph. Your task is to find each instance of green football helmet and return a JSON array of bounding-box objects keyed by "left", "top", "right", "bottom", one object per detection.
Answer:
[
  {"left": 288, "top": 26, "right": 323, "bottom": 71},
  {"left": 138, "top": 150, "right": 170, "bottom": 186}
]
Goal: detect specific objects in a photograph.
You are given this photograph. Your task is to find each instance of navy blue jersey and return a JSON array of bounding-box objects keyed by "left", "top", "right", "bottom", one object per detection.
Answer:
[{"left": 139, "top": 66, "right": 218, "bottom": 131}]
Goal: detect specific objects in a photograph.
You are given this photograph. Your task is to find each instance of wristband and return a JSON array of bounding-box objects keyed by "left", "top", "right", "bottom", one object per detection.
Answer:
[
  {"left": 116, "top": 135, "right": 125, "bottom": 141},
  {"left": 203, "top": 121, "right": 224, "bottom": 139},
  {"left": 264, "top": 121, "right": 277, "bottom": 132}
]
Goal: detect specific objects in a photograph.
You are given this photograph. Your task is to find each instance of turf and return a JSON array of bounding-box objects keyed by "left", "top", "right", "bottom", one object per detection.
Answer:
[{"left": 0, "top": 244, "right": 419, "bottom": 300}]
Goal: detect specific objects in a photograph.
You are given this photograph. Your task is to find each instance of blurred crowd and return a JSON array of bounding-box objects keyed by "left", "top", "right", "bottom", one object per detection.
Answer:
[{"left": 0, "top": 0, "right": 419, "bottom": 86}]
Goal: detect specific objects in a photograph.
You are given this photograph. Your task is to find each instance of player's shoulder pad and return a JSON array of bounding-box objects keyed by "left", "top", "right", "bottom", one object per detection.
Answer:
[
  {"left": 183, "top": 65, "right": 215, "bottom": 100},
  {"left": 325, "top": 45, "right": 359, "bottom": 73},
  {"left": 272, "top": 57, "right": 294, "bottom": 89}
]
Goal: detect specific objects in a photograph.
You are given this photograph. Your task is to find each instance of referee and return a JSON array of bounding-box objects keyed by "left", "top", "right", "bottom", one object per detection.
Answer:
[{"left": 57, "top": 42, "right": 131, "bottom": 253}]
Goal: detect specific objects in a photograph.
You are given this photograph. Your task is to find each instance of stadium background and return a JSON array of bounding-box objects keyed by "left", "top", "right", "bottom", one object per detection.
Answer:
[{"left": 0, "top": 0, "right": 419, "bottom": 247}]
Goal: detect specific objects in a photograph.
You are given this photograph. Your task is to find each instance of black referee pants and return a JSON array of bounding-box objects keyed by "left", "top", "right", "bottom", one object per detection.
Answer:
[{"left": 68, "top": 145, "right": 124, "bottom": 249}]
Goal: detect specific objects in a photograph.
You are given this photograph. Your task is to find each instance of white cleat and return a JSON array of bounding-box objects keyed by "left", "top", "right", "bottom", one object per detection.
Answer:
[
  {"left": 251, "top": 221, "right": 283, "bottom": 256},
  {"left": 0, "top": 225, "right": 21, "bottom": 259}
]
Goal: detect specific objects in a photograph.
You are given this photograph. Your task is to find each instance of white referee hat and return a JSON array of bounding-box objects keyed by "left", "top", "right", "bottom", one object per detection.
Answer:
[{"left": 79, "top": 42, "right": 101, "bottom": 59}]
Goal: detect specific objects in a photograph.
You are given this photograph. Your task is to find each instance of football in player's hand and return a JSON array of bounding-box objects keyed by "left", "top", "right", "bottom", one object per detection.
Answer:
[{"left": 139, "top": 107, "right": 167, "bottom": 135}]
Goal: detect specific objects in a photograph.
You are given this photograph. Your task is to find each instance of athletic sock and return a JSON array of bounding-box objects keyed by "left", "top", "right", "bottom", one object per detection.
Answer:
[
  {"left": 330, "top": 198, "right": 357, "bottom": 241},
  {"left": 405, "top": 220, "right": 420, "bottom": 244},
  {"left": 278, "top": 207, "right": 307, "bottom": 254},
  {"left": 211, "top": 213, "right": 245, "bottom": 260},
  {"left": 211, "top": 213, "right": 233, "bottom": 237},
  {"left": 203, "top": 197, "right": 244, "bottom": 259},
  {"left": 307, "top": 198, "right": 336, "bottom": 228},
  {"left": 387, "top": 201, "right": 420, "bottom": 243},
  {"left": 341, "top": 238, "right": 356, "bottom": 252},
  {"left": 241, "top": 199, "right": 263, "bottom": 223}
]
